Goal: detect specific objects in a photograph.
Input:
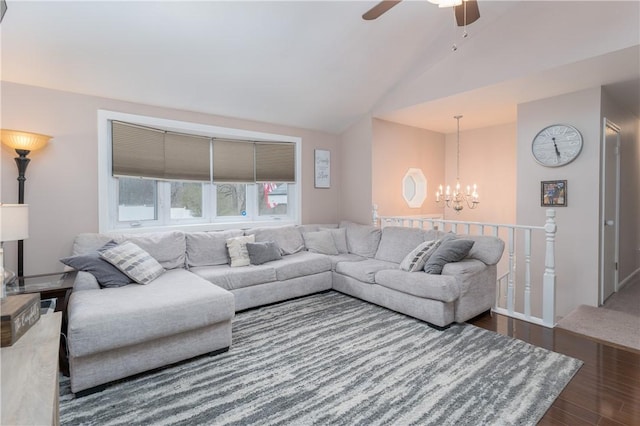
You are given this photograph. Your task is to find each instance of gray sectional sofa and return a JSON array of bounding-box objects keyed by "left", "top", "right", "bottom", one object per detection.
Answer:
[{"left": 65, "top": 222, "right": 504, "bottom": 394}]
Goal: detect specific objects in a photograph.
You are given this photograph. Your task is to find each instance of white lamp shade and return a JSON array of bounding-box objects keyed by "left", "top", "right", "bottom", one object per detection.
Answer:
[{"left": 0, "top": 204, "right": 29, "bottom": 242}]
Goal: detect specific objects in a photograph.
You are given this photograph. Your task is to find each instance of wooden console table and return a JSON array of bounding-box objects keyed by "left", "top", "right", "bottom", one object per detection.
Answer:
[{"left": 1, "top": 312, "right": 61, "bottom": 425}]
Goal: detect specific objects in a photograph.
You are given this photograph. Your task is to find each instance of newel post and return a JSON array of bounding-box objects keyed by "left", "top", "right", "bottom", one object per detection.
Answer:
[
  {"left": 542, "top": 209, "right": 557, "bottom": 327},
  {"left": 372, "top": 204, "right": 379, "bottom": 227}
]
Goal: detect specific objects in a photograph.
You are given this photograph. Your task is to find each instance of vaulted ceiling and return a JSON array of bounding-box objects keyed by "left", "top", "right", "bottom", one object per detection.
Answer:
[{"left": 1, "top": 1, "right": 638, "bottom": 134}]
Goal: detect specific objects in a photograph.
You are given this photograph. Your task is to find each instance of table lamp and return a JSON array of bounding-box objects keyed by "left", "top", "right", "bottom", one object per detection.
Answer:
[{"left": 0, "top": 204, "right": 29, "bottom": 299}]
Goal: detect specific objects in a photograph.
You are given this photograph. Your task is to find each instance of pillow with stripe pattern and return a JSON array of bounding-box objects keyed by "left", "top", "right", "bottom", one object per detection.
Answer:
[
  {"left": 99, "top": 241, "right": 165, "bottom": 284},
  {"left": 399, "top": 240, "right": 440, "bottom": 272}
]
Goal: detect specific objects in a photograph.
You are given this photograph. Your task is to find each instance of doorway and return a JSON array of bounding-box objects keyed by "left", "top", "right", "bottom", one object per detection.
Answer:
[{"left": 600, "top": 118, "right": 620, "bottom": 305}]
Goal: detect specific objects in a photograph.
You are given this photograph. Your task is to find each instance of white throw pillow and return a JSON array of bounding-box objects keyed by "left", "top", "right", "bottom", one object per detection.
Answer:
[
  {"left": 99, "top": 241, "right": 165, "bottom": 284},
  {"left": 226, "top": 235, "right": 255, "bottom": 267},
  {"left": 399, "top": 240, "right": 439, "bottom": 272}
]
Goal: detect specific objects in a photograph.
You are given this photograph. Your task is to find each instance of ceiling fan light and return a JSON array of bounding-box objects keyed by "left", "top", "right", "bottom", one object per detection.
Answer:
[{"left": 428, "top": 0, "right": 463, "bottom": 8}]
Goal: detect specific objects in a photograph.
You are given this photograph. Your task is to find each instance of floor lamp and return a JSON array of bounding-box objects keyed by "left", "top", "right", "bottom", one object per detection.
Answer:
[{"left": 0, "top": 129, "right": 51, "bottom": 278}]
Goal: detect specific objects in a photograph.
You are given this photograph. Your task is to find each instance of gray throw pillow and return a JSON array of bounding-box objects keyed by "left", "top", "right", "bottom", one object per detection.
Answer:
[
  {"left": 99, "top": 241, "right": 165, "bottom": 284},
  {"left": 60, "top": 241, "right": 133, "bottom": 288},
  {"left": 399, "top": 240, "right": 440, "bottom": 272},
  {"left": 423, "top": 239, "right": 475, "bottom": 275},
  {"left": 303, "top": 230, "right": 339, "bottom": 255},
  {"left": 246, "top": 241, "right": 282, "bottom": 265}
]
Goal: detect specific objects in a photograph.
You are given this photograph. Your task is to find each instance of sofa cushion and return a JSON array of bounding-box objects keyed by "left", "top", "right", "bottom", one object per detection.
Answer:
[
  {"left": 271, "top": 252, "right": 332, "bottom": 281},
  {"left": 326, "top": 253, "right": 367, "bottom": 271},
  {"left": 99, "top": 241, "right": 165, "bottom": 285},
  {"left": 297, "top": 224, "right": 338, "bottom": 233},
  {"left": 246, "top": 241, "right": 282, "bottom": 265},
  {"left": 374, "top": 269, "right": 460, "bottom": 302},
  {"left": 464, "top": 235, "right": 505, "bottom": 265},
  {"left": 115, "top": 231, "right": 186, "bottom": 270},
  {"left": 186, "top": 229, "right": 244, "bottom": 267},
  {"left": 226, "top": 235, "right": 255, "bottom": 268},
  {"left": 424, "top": 238, "right": 475, "bottom": 275},
  {"left": 67, "top": 269, "right": 234, "bottom": 358},
  {"left": 375, "top": 226, "right": 429, "bottom": 264},
  {"left": 321, "top": 227, "right": 348, "bottom": 254},
  {"left": 245, "top": 225, "right": 305, "bottom": 255},
  {"left": 303, "top": 230, "right": 339, "bottom": 255},
  {"left": 190, "top": 264, "right": 277, "bottom": 291},
  {"left": 60, "top": 241, "right": 133, "bottom": 288},
  {"left": 341, "top": 222, "right": 382, "bottom": 258},
  {"left": 335, "top": 258, "right": 398, "bottom": 284},
  {"left": 399, "top": 240, "right": 440, "bottom": 272}
]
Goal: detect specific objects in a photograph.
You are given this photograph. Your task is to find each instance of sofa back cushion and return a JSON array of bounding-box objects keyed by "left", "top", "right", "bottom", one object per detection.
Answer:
[
  {"left": 375, "top": 226, "right": 430, "bottom": 264},
  {"left": 114, "top": 231, "right": 186, "bottom": 270},
  {"left": 340, "top": 221, "right": 382, "bottom": 258},
  {"left": 185, "top": 229, "right": 244, "bottom": 267},
  {"left": 245, "top": 225, "right": 305, "bottom": 255},
  {"left": 72, "top": 231, "right": 186, "bottom": 270}
]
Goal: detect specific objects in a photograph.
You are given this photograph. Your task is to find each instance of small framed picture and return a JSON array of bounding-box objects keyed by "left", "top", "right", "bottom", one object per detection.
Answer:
[
  {"left": 314, "top": 149, "right": 330, "bottom": 188},
  {"left": 541, "top": 180, "right": 567, "bottom": 207}
]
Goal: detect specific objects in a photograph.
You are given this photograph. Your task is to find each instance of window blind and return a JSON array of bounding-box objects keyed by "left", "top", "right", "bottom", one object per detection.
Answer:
[
  {"left": 112, "top": 120, "right": 296, "bottom": 183},
  {"left": 112, "top": 121, "right": 165, "bottom": 179},
  {"left": 164, "top": 132, "right": 211, "bottom": 181},
  {"left": 255, "top": 142, "right": 295, "bottom": 182},
  {"left": 212, "top": 139, "right": 255, "bottom": 183},
  {"left": 112, "top": 121, "right": 212, "bottom": 182}
]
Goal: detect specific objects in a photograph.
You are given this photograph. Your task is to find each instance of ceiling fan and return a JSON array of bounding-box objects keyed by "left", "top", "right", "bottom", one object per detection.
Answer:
[{"left": 362, "top": 0, "right": 480, "bottom": 27}]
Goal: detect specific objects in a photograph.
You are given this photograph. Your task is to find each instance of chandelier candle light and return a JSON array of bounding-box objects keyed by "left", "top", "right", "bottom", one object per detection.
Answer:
[{"left": 435, "top": 115, "right": 479, "bottom": 213}]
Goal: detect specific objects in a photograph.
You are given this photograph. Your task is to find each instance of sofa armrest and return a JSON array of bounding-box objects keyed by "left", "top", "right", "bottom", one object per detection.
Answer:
[
  {"left": 73, "top": 271, "right": 101, "bottom": 291},
  {"left": 441, "top": 258, "right": 486, "bottom": 276}
]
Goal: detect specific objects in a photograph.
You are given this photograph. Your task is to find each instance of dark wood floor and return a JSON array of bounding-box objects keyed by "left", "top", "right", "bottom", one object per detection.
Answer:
[{"left": 469, "top": 312, "right": 640, "bottom": 425}]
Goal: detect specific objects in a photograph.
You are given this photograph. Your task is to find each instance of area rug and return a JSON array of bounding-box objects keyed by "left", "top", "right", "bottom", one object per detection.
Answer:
[
  {"left": 557, "top": 304, "right": 640, "bottom": 352},
  {"left": 59, "top": 292, "right": 582, "bottom": 425}
]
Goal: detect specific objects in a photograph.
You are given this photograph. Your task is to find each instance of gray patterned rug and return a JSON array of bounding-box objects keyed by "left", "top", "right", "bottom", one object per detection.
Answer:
[{"left": 59, "top": 291, "right": 582, "bottom": 425}]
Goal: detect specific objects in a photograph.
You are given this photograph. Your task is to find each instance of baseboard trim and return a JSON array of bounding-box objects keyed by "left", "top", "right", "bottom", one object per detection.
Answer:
[{"left": 618, "top": 267, "right": 640, "bottom": 290}]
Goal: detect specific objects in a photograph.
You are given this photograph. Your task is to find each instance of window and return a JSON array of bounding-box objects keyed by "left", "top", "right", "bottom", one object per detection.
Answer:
[
  {"left": 216, "top": 184, "right": 247, "bottom": 217},
  {"left": 259, "top": 183, "right": 288, "bottom": 216},
  {"left": 118, "top": 177, "right": 157, "bottom": 222},
  {"left": 171, "top": 182, "right": 204, "bottom": 219},
  {"left": 98, "top": 110, "right": 301, "bottom": 232}
]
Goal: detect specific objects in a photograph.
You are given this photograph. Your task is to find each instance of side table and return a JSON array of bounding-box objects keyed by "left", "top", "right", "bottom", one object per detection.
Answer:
[
  {"left": 5, "top": 271, "right": 76, "bottom": 377},
  {"left": 6, "top": 271, "right": 76, "bottom": 313},
  {"left": 1, "top": 312, "right": 62, "bottom": 425}
]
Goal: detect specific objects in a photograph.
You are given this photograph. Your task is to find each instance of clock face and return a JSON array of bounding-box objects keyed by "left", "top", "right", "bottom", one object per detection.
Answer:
[{"left": 532, "top": 124, "right": 583, "bottom": 167}]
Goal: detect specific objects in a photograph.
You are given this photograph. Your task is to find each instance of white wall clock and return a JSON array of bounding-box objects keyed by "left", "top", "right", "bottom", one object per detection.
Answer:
[{"left": 531, "top": 124, "right": 583, "bottom": 167}]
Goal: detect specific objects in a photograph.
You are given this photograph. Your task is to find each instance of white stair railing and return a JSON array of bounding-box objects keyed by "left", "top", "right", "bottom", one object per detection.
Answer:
[{"left": 372, "top": 205, "right": 557, "bottom": 328}]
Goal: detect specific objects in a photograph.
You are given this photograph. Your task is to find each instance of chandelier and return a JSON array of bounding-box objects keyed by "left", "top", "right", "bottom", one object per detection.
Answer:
[{"left": 435, "top": 115, "right": 479, "bottom": 212}]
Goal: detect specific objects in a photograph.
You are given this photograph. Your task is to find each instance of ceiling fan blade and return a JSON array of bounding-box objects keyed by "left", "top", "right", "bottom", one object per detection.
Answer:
[
  {"left": 362, "top": 0, "right": 402, "bottom": 20},
  {"left": 455, "top": 0, "right": 480, "bottom": 26}
]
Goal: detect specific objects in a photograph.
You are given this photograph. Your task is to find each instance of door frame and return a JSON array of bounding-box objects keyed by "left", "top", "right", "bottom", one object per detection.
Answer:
[{"left": 599, "top": 117, "right": 621, "bottom": 304}]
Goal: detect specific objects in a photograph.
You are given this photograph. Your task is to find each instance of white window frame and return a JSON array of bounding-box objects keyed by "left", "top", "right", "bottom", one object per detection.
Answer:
[{"left": 98, "top": 110, "right": 301, "bottom": 233}]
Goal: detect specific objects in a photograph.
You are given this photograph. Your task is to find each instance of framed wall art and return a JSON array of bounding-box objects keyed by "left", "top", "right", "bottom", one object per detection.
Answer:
[
  {"left": 314, "top": 149, "right": 330, "bottom": 188},
  {"left": 541, "top": 180, "right": 567, "bottom": 207}
]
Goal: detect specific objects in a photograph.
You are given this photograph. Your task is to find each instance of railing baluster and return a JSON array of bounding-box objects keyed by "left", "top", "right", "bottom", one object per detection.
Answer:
[
  {"left": 507, "top": 227, "right": 515, "bottom": 316},
  {"left": 524, "top": 229, "right": 532, "bottom": 319}
]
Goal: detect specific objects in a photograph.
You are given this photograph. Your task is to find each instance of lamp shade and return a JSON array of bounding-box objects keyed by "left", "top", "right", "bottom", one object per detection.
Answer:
[
  {"left": 0, "top": 204, "right": 29, "bottom": 242},
  {"left": 0, "top": 129, "right": 51, "bottom": 152}
]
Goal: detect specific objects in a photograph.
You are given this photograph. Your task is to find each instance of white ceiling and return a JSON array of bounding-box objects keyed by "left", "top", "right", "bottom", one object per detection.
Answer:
[{"left": 1, "top": 1, "right": 638, "bottom": 135}]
